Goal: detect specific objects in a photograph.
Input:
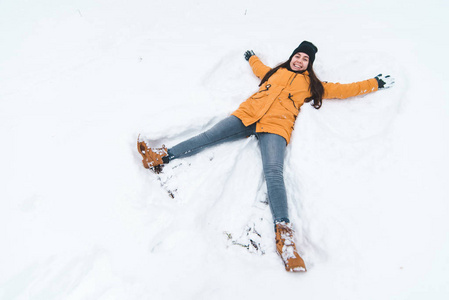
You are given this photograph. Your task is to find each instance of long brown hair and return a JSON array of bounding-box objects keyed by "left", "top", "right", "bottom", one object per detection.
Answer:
[{"left": 259, "top": 59, "right": 324, "bottom": 109}]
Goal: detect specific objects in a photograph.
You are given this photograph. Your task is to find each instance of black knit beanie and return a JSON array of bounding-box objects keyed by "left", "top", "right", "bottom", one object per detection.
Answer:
[{"left": 289, "top": 41, "right": 318, "bottom": 64}]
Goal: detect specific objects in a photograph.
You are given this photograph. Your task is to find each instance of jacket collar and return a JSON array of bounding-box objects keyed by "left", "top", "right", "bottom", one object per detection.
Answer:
[{"left": 284, "top": 67, "right": 309, "bottom": 76}]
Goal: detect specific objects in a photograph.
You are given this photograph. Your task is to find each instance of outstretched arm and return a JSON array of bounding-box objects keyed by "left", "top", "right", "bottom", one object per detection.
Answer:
[
  {"left": 244, "top": 50, "right": 271, "bottom": 80},
  {"left": 323, "top": 78, "right": 378, "bottom": 99},
  {"left": 323, "top": 74, "right": 395, "bottom": 99}
]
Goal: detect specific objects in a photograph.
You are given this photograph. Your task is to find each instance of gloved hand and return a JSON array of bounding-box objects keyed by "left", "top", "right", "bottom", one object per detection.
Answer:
[
  {"left": 244, "top": 50, "right": 255, "bottom": 61},
  {"left": 375, "top": 74, "right": 395, "bottom": 89}
]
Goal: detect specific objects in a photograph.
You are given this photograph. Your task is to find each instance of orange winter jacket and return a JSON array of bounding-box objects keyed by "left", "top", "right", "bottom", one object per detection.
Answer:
[{"left": 232, "top": 56, "right": 379, "bottom": 144}]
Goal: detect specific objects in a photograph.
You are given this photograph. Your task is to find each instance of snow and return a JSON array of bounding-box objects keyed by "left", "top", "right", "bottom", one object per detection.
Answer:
[{"left": 1, "top": 0, "right": 448, "bottom": 299}]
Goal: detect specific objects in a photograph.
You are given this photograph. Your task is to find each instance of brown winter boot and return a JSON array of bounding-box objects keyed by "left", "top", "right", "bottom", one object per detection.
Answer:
[
  {"left": 275, "top": 221, "right": 307, "bottom": 272},
  {"left": 137, "top": 137, "right": 168, "bottom": 173}
]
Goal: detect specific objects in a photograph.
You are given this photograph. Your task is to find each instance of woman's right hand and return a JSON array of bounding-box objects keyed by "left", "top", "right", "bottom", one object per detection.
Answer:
[{"left": 244, "top": 50, "right": 255, "bottom": 61}]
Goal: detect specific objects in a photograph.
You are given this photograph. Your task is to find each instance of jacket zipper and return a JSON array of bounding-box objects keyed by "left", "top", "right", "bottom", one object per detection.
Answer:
[{"left": 290, "top": 74, "right": 297, "bottom": 85}]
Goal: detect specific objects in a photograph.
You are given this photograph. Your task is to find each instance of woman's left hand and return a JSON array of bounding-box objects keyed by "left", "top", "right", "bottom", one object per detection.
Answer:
[{"left": 375, "top": 74, "right": 395, "bottom": 89}]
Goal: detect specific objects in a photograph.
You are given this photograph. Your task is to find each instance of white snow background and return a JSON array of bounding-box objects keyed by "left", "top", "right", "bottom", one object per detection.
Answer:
[{"left": 1, "top": 0, "right": 448, "bottom": 299}]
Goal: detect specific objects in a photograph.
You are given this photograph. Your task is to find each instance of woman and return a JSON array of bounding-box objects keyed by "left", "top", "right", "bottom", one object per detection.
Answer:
[{"left": 137, "top": 41, "right": 394, "bottom": 272}]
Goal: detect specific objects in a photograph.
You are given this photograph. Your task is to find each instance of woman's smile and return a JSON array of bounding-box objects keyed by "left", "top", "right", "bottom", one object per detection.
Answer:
[{"left": 290, "top": 52, "right": 309, "bottom": 72}]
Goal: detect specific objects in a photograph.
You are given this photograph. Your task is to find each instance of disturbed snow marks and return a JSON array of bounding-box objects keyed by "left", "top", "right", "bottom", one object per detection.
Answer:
[
  {"left": 153, "top": 161, "right": 191, "bottom": 200},
  {"left": 224, "top": 193, "right": 272, "bottom": 256},
  {"left": 225, "top": 220, "right": 266, "bottom": 255}
]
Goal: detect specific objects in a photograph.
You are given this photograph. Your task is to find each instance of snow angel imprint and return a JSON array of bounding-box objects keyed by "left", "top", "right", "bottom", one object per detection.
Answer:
[{"left": 137, "top": 41, "right": 395, "bottom": 272}]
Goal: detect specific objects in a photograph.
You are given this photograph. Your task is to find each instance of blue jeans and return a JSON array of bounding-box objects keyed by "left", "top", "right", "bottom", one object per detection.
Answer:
[{"left": 168, "top": 115, "right": 289, "bottom": 223}]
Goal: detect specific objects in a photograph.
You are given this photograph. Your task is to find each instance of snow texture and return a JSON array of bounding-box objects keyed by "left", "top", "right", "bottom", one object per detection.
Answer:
[{"left": 1, "top": 0, "right": 449, "bottom": 299}]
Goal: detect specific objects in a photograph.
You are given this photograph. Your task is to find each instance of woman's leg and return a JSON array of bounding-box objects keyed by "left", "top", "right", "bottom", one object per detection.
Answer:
[
  {"left": 168, "top": 115, "right": 256, "bottom": 160},
  {"left": 258, "top": 134, "right": 307, "bottom": 272},
  {"left": 257, "top": 133, "right": 289, "bottom": 223}
]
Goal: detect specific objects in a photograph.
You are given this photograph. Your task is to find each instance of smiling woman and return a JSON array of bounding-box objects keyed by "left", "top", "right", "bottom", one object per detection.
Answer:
[
  {"left": 137, "top": 40, "right": 395, "bottom": 272},
  {"left": 290, "top": 53, "right": 309, "bottom": 72}
]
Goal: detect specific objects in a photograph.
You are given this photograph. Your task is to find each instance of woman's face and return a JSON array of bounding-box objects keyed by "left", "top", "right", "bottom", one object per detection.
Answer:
[{"left": 290, "top": 52, "right": 309, "bottom": 72}]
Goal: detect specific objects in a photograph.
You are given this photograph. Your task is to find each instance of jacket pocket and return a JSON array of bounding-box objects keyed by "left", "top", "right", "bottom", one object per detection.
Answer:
[
  {"left": 279, "top": 97, "right": 299, "bottom": 116},
  {"left": 251, "top": 92, "right": 267, "bottom": 100},
  {"left": 251, "top": 84, "right": 272, "bottom": 99}
]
